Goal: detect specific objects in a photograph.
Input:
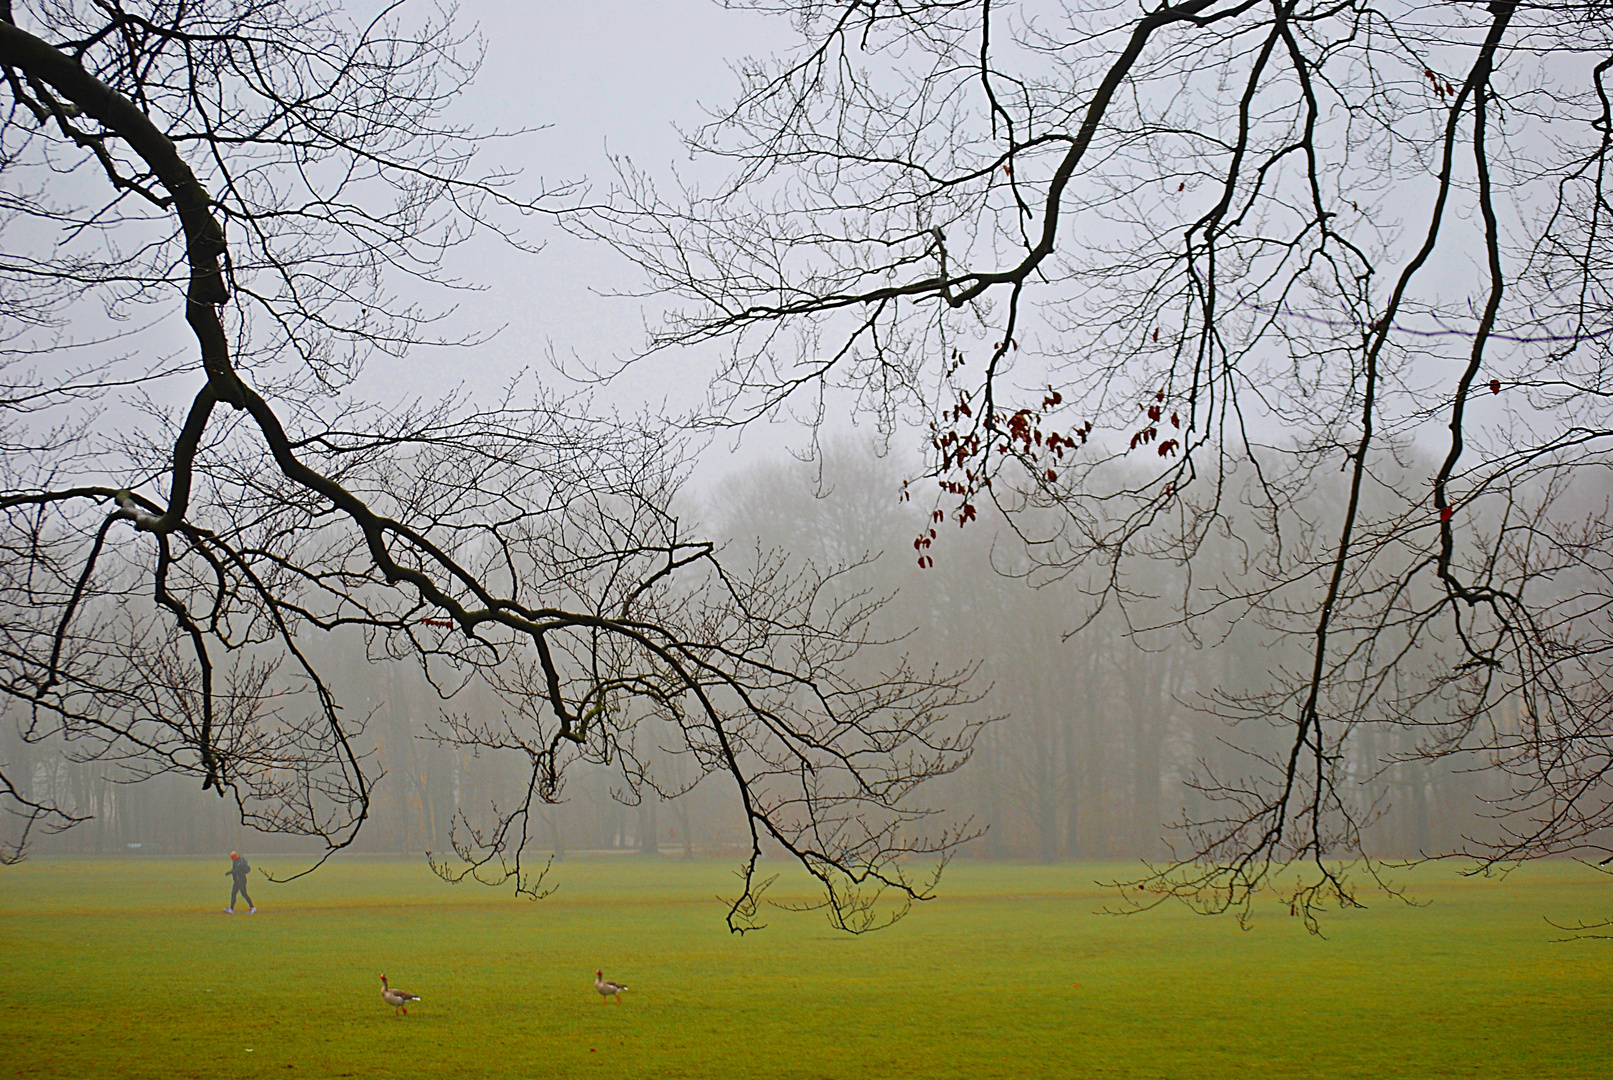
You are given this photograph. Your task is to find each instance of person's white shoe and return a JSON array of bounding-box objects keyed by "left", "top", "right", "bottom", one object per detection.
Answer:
[
  {"left": 224, "top": 908, "right": 234, "bottom": 914},
  {"left": 248, "top": 906, "right": 257, "bottom": 914}
]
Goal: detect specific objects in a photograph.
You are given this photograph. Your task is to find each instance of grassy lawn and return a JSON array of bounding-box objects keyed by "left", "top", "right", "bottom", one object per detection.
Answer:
[{"left": 0, "top": 855, "right": 1608, "bottom": 1079}]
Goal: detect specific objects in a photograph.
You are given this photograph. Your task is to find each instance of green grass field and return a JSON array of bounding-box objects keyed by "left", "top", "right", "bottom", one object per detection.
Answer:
[{"left": 1, "top": 855, "right": 1608, "bottom": 1079}]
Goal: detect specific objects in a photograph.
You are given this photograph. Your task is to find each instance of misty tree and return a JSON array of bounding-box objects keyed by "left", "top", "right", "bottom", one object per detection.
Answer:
[
  {"left": 0, "top": 0, "right": 984, "bottom": 931},
  {"left": 586, "top": 0, "right": 1613, "bottom": 926}
]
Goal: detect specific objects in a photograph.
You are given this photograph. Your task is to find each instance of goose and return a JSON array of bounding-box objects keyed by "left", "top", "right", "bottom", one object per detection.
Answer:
[
  {"left": 380, "top": 974, "right": 421, "bottom": 1017},
  {"left": 594, "top": 970, "right": 628, "bottom": 1004}
]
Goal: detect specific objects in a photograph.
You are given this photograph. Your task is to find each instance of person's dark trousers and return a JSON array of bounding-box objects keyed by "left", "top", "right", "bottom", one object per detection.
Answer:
[{"left": 230, "top": 880, "right": 253, "bottom": 909}]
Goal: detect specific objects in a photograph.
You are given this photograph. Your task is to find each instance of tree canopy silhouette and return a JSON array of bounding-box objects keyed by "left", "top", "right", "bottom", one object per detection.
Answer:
[
  {"left": 0, "top": 0, "right": 980, "bottom": 931},
  {"left": 586, "top": 0, "right": 1613, "bottom": 925}
]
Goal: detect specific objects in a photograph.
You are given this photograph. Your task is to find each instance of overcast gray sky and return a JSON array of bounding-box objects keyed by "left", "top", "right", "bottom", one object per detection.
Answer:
[
  {"left": 334, "top": 0, "right": 1514, "bottom": 485},
  {"left": 361, "top": 2, "right": 788, "bottom": 435}
]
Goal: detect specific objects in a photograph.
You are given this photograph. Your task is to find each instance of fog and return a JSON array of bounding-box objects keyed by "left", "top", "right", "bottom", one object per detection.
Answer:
[
  {"left": 7, "top": 438, "right": 1501, "bottom": 868},
  {"left": 1, "top": 0, "right": 1595, "bottom": 887}
]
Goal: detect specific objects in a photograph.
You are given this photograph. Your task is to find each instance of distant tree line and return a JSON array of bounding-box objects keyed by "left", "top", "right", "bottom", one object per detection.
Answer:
[{"left": 12, "top": 440, "right": 1524, "bottom": 869}]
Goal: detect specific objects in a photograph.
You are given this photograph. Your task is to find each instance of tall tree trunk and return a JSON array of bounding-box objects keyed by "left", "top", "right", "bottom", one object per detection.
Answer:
[
  {"left": 639, "top": 797, "right": 659, "bottom": 854},
  {"left": 1063, "top": 710, "right": 1081, "bottom": 858},
  {"left": 544, "top": 807, "right": 566, "bottom": 861}
]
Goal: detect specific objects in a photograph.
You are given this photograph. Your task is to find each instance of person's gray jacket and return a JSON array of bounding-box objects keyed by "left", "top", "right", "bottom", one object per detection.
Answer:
[{"left": 226, "top": 857, "right": 251, "bottom": 881}]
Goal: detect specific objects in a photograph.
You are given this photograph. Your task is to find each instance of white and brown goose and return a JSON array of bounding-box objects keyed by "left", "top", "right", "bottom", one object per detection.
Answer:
[
  {"left": 380, "top": 974, "right": 421, "bottom": 1017},
  {"left": 594, "top": 970, "right": 628, "bottom": 1004}
]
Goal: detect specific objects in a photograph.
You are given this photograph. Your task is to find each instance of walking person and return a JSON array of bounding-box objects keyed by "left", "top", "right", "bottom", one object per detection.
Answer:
[{"left": 224, "top": 851, "right": 256, "bottom": 914}]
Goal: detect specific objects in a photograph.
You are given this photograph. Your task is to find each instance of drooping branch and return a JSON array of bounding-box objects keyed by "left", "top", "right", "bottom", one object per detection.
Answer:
[
  {"left": 0, "top": 2, "right": 985, "bottom": 930},
  {"left": 584, "top": 0, "right": 1613, "bottom": 927}
]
